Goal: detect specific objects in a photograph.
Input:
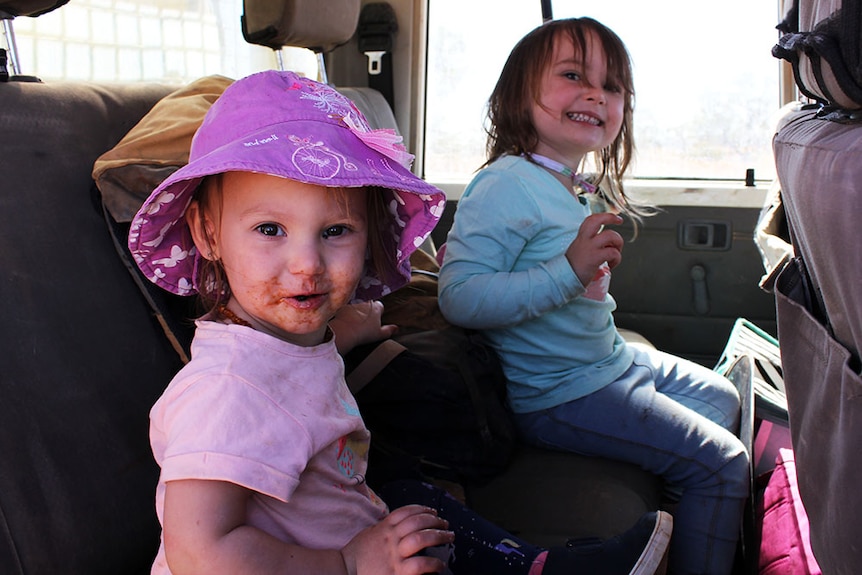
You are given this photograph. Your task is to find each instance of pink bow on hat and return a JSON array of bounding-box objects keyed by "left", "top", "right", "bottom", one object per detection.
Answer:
[{"left": 342, "top": 113, "right": 415, "bottom": 170}]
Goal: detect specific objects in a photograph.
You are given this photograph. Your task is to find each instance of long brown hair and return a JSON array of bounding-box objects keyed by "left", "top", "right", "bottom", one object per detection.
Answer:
[{"left": 486, "top": 18, "right": 653, "bottom": 225}]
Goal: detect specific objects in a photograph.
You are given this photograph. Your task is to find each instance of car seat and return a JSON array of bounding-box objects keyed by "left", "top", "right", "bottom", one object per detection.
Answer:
[
  {"left": 0, "top": 2, "right": 176, "bottom": 573},
  {"left": 771, "top": 0, "right": 862, "bottom": 572}
]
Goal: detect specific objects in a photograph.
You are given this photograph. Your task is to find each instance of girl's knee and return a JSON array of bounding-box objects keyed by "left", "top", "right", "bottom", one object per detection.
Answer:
[
  {"left": 718, "top": 438, "right": 751, "bottom": 497},
  {"left": 708, "top": 375, "right": 743, "bottom": 430}
]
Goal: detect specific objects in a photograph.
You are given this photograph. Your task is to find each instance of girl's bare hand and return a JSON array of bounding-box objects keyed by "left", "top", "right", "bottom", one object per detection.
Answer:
[
  {"left": 330, "top": 301, "right": 398, "bottom": 354},
  {"left": 565, "top": 212, "right": 624, "bottom": 287},
  {"left": 340, "top": 505, "right": 454, "bottom": 575}
]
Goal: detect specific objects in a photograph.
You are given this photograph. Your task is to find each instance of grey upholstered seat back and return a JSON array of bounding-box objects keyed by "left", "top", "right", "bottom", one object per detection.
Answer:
[{"left": 771, "top": 1, "right": 862, "bottom": 572}]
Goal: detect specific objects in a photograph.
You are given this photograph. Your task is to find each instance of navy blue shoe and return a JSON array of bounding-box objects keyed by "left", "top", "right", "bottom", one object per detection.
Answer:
[{"left": 542, "top": 511, "right": 673, "bottom": 575}]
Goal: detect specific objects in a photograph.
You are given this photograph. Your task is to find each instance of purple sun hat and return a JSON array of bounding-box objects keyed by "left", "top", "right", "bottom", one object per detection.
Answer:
[{"left": 128, "top": 70, "right": 445, "bottom": 301}]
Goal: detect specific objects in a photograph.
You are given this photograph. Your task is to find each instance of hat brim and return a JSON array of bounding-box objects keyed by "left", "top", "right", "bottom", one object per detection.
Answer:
[{"left": 129, "top": 118, "right": 445, "bottom": 300}]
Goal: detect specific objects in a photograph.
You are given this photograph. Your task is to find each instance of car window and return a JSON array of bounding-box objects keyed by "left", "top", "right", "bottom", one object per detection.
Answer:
[
  {"left": 11, "top": 0, "right": 318, "bottom": 82},
  {"left": 424, "top": 0, "right": 782, "bottom": 184}
]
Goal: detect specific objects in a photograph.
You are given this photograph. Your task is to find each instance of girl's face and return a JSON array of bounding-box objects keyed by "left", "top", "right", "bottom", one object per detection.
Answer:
[
  {"left": 191, "top": 171, "right": 368, "bottom": 347},
  {"left": 531, "top": 30, "right": 625, "bottom": 169}
]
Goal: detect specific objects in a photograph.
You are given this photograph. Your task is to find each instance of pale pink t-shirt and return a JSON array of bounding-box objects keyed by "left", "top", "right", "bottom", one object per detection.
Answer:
[{"left": 149, "top": 320, "right": 388, "bottom": 574}]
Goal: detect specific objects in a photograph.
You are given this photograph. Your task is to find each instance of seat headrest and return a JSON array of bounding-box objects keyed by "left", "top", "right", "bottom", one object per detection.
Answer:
[
  {"left": 773, "top": 0, "right": 862, "bottom": 110},
  {"left": 0, "top": 0, "right": 67, "bottom": 18},
  {"left": 241, "top": 0, "right": 360, "bottom": 52}
]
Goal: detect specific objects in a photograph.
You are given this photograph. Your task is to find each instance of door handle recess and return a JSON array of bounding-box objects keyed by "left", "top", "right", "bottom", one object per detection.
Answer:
[{"left": 677, "top": 220, "right": 731, "bottom": 251}]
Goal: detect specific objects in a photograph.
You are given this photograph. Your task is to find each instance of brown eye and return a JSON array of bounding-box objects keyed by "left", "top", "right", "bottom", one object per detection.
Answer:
[
  {"left": 256, "top": 223, "right": 283, "bottom": 236},
  {"left": 322, "top": 225, "right": 347, "bottom": 239}
]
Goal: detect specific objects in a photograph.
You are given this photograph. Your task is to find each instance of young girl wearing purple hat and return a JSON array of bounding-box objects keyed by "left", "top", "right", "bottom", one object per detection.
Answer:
[{"left": 130, "top": 69, "right": 671, "bottom": 575}]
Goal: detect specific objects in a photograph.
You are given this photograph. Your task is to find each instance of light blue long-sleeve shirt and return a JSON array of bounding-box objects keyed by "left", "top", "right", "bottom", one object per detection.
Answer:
[{"left": 438, "top": 155, "right": 633, "bottom": 413}]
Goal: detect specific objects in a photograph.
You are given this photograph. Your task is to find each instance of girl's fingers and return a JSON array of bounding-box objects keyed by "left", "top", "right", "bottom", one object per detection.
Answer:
[
  {"left": 385, "top": 505, "right": 454, "bottom": 563},
  {"left": 597, "top": 228, "right": 624, "bottom": 251},
  {"left": 589, "top": 227, "right": 623, "bottom": 271},
  {"left": 390, "top": 506, "right": 450, "bottom": 538},
  {"left": 386, "top": 504, "right": 439, "bottom": 526},
  {"left": 604, "top": 246, "right": 623, "bottom": 269},
  {"left": 398, "top": 527, "right": 455, "bottom": 560},
  {"left": 581, "top": 212, "right": 623, "bottom": 237}
]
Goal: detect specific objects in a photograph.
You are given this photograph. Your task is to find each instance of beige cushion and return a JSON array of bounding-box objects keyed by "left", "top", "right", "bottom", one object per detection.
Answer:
[{"left": 91, "top": 75, "right": 233, "bottom": 222}]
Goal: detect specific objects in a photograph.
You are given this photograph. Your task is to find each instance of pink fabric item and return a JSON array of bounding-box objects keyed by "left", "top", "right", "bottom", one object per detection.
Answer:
[
  {"left": 758, "top": 448, "right": 821, "bottom": 575},
  {"left": 752, "top": 419, "right": 792, "bottom": 478},
  {"left": 582, "top": 262, "right": 611, "bottom": 301},
  {"left": 129, "top": 70, "right": 445, "bottom": 300}
]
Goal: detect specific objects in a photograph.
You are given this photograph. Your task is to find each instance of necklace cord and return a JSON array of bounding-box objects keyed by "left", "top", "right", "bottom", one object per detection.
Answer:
[
  {"left": 217, "top": 304, "right": 253, "bottom": 328},
  {"left": 526, "top": 153, "right": 597, "bottom": 195}
]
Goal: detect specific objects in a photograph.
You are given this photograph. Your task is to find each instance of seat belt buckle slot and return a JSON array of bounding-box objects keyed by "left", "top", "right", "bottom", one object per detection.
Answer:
[{"left": 364, "top": 50, "right": 386, "bottom": 75}]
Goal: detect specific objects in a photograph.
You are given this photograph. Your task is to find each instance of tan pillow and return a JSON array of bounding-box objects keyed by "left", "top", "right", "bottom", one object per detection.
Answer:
[{"left": 92, "top": 75, "right": 233, "bottom": 222}]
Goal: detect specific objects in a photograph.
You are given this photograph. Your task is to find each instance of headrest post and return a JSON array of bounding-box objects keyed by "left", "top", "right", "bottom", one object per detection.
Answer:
[
  {"left": 316, "top": 51, "right": 328, "bottom": 85},
  {"left": 1, "top": 18, "right": 21, "bottom": 76},
  {"left": 273, "top": 48, "right": 284, "bottom": 71}
]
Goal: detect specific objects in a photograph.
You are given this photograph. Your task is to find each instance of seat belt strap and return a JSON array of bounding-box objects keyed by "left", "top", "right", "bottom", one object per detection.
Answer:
[{"left": 357, "top": 2, "right": 397, "bottom": 112}]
